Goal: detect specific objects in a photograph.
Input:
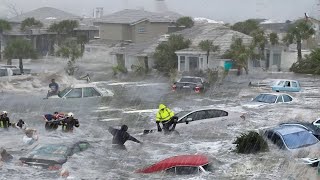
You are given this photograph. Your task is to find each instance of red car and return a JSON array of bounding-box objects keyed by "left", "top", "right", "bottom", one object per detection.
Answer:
[{"left": 136, "top": 155, "right": 210, "bottom": 175}]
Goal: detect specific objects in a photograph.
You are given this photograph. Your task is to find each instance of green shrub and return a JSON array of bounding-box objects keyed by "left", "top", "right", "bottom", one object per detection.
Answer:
[
  {"left": 112, "top": 65, "right": 128, "bottom": 76},
  {"left": 233, "top": 131, "right": 269, "bottom": 154},
  {"left": 205, "top": 68, "right": 218, "bottom": 84}
]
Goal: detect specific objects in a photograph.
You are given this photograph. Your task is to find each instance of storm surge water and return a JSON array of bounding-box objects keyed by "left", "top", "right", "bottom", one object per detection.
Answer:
[{"left": 1, "top": 58, "right": 320, "bottom": 179}]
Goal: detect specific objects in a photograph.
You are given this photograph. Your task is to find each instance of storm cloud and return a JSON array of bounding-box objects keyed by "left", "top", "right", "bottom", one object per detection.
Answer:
[{"left": 0, "top": 0, "right": 317, "bottom": 23}]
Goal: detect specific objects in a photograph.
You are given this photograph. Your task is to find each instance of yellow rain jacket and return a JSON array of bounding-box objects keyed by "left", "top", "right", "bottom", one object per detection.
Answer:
[{"left": 156, "top": 104, "right": 174, "bottom": 123}]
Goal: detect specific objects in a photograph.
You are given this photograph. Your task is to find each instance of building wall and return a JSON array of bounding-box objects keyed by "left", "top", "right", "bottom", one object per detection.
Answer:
[
  {"left": 132, "top": 22, "right": 169, "bottom": 43},
  {"left": 280, "top": 50, "right": 311, "bottom": 71},
  {"left": 99, "top": 24, "right": 124, "bottom": 40}
]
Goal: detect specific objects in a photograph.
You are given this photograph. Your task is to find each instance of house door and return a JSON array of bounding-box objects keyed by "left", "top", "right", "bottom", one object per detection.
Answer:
[
  {"left": 116, "top": 54, "right": 125, "bottom": 67},
  {"left": 189, "top": 57, "right": 199, "bottom": 71}
]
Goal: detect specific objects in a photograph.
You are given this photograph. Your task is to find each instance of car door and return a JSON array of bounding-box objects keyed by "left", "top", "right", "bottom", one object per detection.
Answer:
[
  {"left": 276, "top": 95, "right": 283, "bottom": 103},
  {"left": 83, "top": 87, "right": 102, "bottom": 98},
  {"left": 181, "top": 110, "right": 207, "bottom": 125},
  {"left": 64, "top": 88, "right": 83, "bottom": 98},
  {"left": 282, "top": 95, "right": 293, "bottom": 103},
  {"left": 291, "top": 81, "right": 300, "bottom": 92}
]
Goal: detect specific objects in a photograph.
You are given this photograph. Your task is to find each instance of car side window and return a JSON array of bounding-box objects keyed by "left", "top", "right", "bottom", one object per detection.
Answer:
[
  {"left": 181, "top": 112, "right": 196, "bottom": 122},
  {"left": 166, "top": 167, "right": 176, "bottom": 174},
  {"left": 65, "top": 88, "right": 82, "bottom": 98},
  {"left": 283, "top": 95, "right": 292, "bottom": 102},
  {"left": 83, "top": 87, "right": 101, "bottom": 97},
  {"left": 292, "top": 82, "right": 298, "bottom": 87},
  {"left": 276, "top": 96, "right": 283, "bottom": 103},
  {"left": 285, "top": 81, "right": 291, "bottom": 87},
  {"left": 175, "top": 166, "right": 199, "bottom": 175},
  {"left": 270, "top": 133, "right": 285, "bottom": 149},
  {"left": 277, "top": 81, "right": 284, "bottom": 86},
  {"left": 193, "top": 111, "right": 207, "bottom": 121}
]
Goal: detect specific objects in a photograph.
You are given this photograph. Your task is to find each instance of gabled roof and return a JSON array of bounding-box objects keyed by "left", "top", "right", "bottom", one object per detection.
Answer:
[
  {"left": 174, "top": 24, "right": 253, "bottom": 55},
  {"left": 96, "top": 9, "right": 181, "bottom": 24},
  {"left": 9, "top": 7, "right": 80, "bottom": 25},
  {"left": 137, "top": 155, "right": 209, "bottom": 173}
]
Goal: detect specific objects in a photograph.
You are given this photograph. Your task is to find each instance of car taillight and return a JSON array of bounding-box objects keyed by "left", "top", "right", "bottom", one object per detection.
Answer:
[
  {"left": 172, "top": 85, "right": 177, "bottom": 91},
  {"left": 48, "top": 164, "right": 62, "bottom": 170},
  {"left": 195, "top": 86, "right": 200, "bottom": 93}
]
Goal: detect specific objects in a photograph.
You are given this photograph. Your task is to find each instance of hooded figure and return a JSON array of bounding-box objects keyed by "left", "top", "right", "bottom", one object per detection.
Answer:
[
  {"left": 155, "top": 104, "right": 177, "bottom": 134},
  {"left": 61, "top": 112, "right": 79, "bottom": 132},
  {"left": 0, "top": 111, "right": 10, "bottom": 129},
  {"left": 108, "top": 125, "right": 142, "bottom": 150}
]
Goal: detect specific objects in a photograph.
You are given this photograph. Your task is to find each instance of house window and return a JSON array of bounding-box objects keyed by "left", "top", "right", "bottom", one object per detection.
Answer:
[
  {"left": 180, "top": 56, "right": 185, "bottom": 71},
  {"left": 138, "top": 26, "right": 146, "bottom": 33}
]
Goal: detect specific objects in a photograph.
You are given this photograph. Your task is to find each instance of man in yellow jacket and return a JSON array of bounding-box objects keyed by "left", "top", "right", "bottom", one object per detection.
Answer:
[{"left": 156, "top": 104, "right": 177, "bottom": 134}]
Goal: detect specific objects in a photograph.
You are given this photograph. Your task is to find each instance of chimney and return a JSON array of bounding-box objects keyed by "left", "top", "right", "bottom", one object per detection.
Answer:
[
  {"left": 155, "top": 0, "right": 168, "bottom": 12},
  {"left": 94, "top": 7, "right": 104, "bottom": 18}
]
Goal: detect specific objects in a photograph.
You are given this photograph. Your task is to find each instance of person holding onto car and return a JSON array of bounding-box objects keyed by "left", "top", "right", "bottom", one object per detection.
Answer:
[
  {"left": 108, "top": 125, "right": 142, "bottom": 150},
  {"left": 61, "top": 112, "right": 79, "bottom": 133},
  {"left": 47, "top": 79, "right": 59, "bottom": 97},
  {"left": 0, "top": 111, "right": 11, "bottom": 129},
  {"left": 156, "top": 104, "right": 178, "bottom": 134}
]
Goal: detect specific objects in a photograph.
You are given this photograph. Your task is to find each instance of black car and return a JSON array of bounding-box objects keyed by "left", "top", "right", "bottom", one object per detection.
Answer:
[
  {"left": 19, "top": 141, "right": 89, "bottom": 169},
  {"left": 279, "top": 122, "right": 320, "bottom": 140},
  {"left": 172, "top": 76, "right": 208, "bottom": 93}
]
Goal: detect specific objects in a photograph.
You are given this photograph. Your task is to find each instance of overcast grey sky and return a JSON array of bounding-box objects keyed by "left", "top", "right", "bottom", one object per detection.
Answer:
[{"left": 0, "top": 0, "right": 318, "bottom": 23}]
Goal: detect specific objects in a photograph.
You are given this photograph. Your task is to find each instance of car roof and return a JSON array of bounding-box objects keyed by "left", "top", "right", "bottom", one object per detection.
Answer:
[
  {"left": 180, "top": 76, "right": 203, "bottom": 79},
  {"left": 274, "top": 79, "right": 299, "bottom": 82},
  {"left": 70, "top": 84, "right": 98, "bottom": 88},
  {"left": 272, "top": 126, "right": 308, "bottom": 135},
  {"left": 137, "top": 155, "right": 209, "bottom": 173},
  {"left": 258, "top": 93, "right": 292, "bottom": 96},
  {"left": 280, "top": 122, "right": 320, "bottom": 134}
]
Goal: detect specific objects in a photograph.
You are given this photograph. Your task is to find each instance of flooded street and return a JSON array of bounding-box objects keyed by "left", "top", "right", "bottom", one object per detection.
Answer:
[{"left": 1, "top": 60, "right": 320, "bottom": 180}]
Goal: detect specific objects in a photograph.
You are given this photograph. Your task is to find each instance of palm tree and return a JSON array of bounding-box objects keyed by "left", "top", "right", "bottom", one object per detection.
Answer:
[
  {"left": 269, "top": 32, "right": 279, "bottom": 46},
  {"left": 3, "top": 38, "right": 37, "bottom": 73},
  {"left": 198, "top": 40, "right": 219, "bottom": 66},
  {"left": 48, "top": 20, "right": 79, "bottom": 45},
  {"left": 283, "top": 20, "right": 315, "bottom": 61},
  {"left": 56, "top": 39, "right": 83, "bottom": 75},
  {"left": 250, "top": 29, "right": 267, "bottom": 59},
  {"left": 20, "top": 17, "right": 43, "bottom": 31},
  {"left": 0, "top": 19, "right": 11, "bottom": 60},
  {"left": 0, "top": 19, "right": 11, "bottom": 32},
  {"left": 223, "top": 38, "right": 255, "bottom": 74}
]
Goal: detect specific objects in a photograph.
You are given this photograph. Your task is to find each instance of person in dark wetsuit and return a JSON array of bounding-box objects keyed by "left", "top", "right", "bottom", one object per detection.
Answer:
[
  {"left": 0, "top": 111, "right": 11, "bottom": 129},
  {"left": 61, "top": 112, "right": 79, "bottom": 133},
  {"left": 108, "top": 125, "right": 142, "bottom": 150}
]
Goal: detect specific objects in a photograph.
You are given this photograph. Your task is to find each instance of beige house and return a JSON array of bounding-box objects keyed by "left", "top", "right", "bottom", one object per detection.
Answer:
[
  {"left": 94, "top": 9, "right": 181, "bottom": 43},
  {"left": 174, "top": 24, "right": 253, "bottom": 72}
]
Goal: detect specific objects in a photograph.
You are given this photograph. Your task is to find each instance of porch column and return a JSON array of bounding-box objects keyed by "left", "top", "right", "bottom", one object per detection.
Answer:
[
  {"left": 270, "top": 50, "right": 274, "bottom": 69},
  {"left": 185, "top": 55, "right": 190, "bottom": 71},
  {"left": 178, "top": 55, "right": 181, "bottom": 71}
]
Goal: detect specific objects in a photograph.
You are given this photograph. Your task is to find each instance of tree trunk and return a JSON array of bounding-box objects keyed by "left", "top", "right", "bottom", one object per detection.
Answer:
[
  {"left": 19, "top": 58, "right": 24, "bottom": 74},
  {"left": 297, "top": 40, "right": 302, "bottom": 61},
  {"left": 244, "top": 66, "right": 249, "bottom": 75},
  {"left": 206, "top": 51, "right": 209, "bottom": 67},
  {"left": 7, "top": 59, "right": 12, "bottom": 65}
]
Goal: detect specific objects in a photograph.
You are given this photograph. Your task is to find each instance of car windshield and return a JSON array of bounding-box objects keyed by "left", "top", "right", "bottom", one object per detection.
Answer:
[
  {"left": 175, "top": 111, "right": 191, "bottom": 118},
  {"left": 179, "top": 78, "right": 202, "bottom": 83},
  {"left": 30, "top": 144, "right": 69, "bottom": 158},
  {"left": 282, "top": 131, "right": 319, "bottom": 149},
  {"left": 252, "top": 94, "right": 277, "bottom": 103},
  {"left": 58, "top": 88, "right": 72, "bottom": 98}
]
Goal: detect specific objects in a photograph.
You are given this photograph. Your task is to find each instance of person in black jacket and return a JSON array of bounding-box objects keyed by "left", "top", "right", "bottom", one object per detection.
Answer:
[
  {"left": 61, "top": 112, "right": 79, "bottom": 133},
  {"left": 108, "top": 125, "right": 142, "bottom": 150},
  {"left": 0, "top": 111, "right": 11, "bottom": 129}
]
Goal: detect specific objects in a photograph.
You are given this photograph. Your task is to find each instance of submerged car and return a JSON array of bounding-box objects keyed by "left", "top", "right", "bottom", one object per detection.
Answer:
[
  {"left": 47, "top": 84, "right": 114, "bottom": 99},
  {"left": 243, "top": 93, "right": 293, "bottom": 108},
  {"left": 137, "top": 155, "right": 210, "bottom": 174},
  {"left": 263, "top": 125, "right": 319, "bottom": 152},
  {"left": 19, "top": 141, "right": 90, "bottom": 169},
  {"left": 271, "top": 79, "right": 301, "bottom": 92},
  {"left": 172, "top": 76, "right": 208, "bottom": 93}
]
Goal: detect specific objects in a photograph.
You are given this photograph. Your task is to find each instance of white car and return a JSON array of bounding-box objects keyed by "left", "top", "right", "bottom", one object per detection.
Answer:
[
  {"left": 174, "top": 108, "right": 244, "bottom": 132},
  {"left": 242, "top": 93, "right": 293, "bottom": 108},
  {"left": 48, "top": 84, "right": 114, "bottom": 99}
]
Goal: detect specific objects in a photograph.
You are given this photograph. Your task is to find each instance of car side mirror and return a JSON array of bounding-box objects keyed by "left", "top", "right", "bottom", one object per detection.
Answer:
[{"left": 186, "top": 118, "right": 192, "bottom": 124}]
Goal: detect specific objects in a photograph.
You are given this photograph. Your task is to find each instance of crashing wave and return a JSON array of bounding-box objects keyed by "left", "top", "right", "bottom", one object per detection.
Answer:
[{"left": 194, "top": 17, "right": 224, "bottom": 24}]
